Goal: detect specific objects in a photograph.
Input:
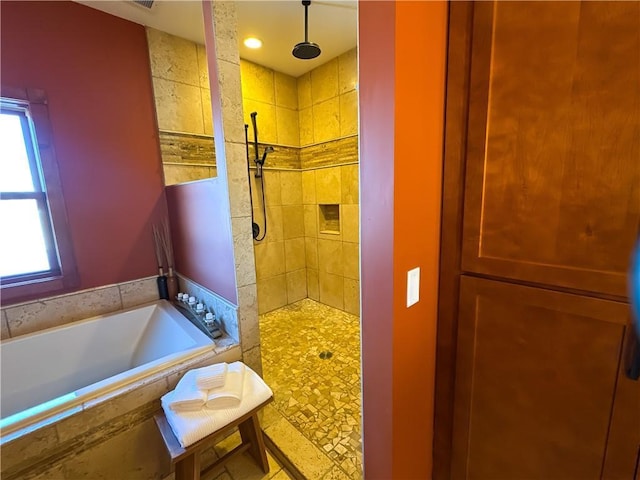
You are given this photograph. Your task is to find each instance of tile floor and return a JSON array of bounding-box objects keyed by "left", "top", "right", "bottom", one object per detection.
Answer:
[
  {"left": 260, "top": 299, "right": 362, "bottom": 479},
  {"left": 163, "top": 431, "right": 294, "bottom": 480}
]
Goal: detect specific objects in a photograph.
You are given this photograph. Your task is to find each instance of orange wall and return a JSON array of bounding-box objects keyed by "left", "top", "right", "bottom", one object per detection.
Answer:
[
  {"left": 359, "top": 1, "right": 448, "bottom": 478},
  {"left": 392, "top": 1, "right": 448, "bottom": 478}
]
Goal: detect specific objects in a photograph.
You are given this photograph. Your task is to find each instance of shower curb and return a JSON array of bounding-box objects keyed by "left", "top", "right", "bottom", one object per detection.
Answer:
[{"left": 264, "top": 432, "right": 308, "bottom": 480}]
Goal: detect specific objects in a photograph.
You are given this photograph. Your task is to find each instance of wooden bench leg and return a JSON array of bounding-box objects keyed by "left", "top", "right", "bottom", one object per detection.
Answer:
[
  {"left": 238, "top": 414, "right": 269, "bottom": 473},
  {"left": 175, "top": 450, "right": 201, "bottom": 480}
]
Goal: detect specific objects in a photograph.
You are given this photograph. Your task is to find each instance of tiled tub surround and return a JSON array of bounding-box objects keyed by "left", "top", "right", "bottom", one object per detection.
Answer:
[
  {"left": 0, "top": 275, "right": 243, "bottom": 479},
  {"left": 1, "top": 301, "right": 223, "bottom": 434},
  {"left": 260, "top": 299, "right": 362, "bottom": 478},
  {"left": 0, "top": 344, "right": 241, "bottom": 480}
]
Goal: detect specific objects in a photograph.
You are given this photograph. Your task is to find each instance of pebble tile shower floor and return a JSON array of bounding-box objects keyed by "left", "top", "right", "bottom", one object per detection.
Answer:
[{"left": 260, "top": 299, "right": 362, "bottom": 478}]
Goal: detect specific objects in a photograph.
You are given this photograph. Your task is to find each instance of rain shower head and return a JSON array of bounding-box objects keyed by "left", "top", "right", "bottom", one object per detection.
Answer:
[
  {"left": 293, "top": 41, "right": 321, "bottom": 60},
  {"left": 293, "top": 0, "right": 321, "bottom": 60}
]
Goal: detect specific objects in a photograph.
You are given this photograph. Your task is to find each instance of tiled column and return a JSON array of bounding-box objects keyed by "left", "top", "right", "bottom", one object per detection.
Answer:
[{"left": 202, "top": 1, "right": 262, "bottom": 374}]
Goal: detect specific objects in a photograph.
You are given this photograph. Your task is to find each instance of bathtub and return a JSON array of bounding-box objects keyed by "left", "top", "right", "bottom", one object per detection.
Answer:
[{"left": 0, "top": 300, "right": 214, "bottom": 437}]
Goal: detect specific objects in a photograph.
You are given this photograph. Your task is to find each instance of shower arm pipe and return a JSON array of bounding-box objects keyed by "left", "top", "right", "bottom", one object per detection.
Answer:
[{"left": 304, "top": 1, "right": 309, "bottom": 42}]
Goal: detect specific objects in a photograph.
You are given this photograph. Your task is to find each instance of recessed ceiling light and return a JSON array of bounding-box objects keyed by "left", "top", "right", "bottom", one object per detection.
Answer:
[{"left": 244, "top": 37, "right": 262, "bottom": 49}]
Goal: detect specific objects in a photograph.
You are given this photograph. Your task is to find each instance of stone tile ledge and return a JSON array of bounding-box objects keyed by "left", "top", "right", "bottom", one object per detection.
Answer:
[
  {"left": 262, "top": 405, "right": 354, "bottom": 480},
  {"left": 1, "top": 276, "right": 160, "bottom": 339}
]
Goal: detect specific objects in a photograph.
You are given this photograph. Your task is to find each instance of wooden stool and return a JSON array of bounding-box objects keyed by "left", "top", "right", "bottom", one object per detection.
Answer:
[{"left": 154, "top": 397, "right": 273, "bottom": 480}]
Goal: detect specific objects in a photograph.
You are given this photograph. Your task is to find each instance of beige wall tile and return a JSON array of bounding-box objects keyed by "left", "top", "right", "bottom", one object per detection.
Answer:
[
  {"left": 280, "top": 171, "right": 302, "bottom": 205},
  {"left": 307, "top": 268, "right": 319, "bottom": 301},
  {"left": 242, "top": 345, "right": 263, "bottom": 376},
  {"left": 242, "top": 98, "right": 277, "bottom": 144},
  {"left": 237, "top": 284, "right": 260, "bottom": 351},
  {"left": 298, "top": 107, "right": 314, "bottom": 146},
  {"left": 302, "top": 170, "right": 317, "bottom": 204},
  {"left": 231, "top": 216, "right": 257, "bottom": 287},
  {"left": 341, "top": 164, "right": 359, "bottom": 204},
  {"left": 342, "top": 242, "right": 360, "bottom": 280},
  {"left": 5, "top": 286, "right": 122, "bottom": 337},
  {"left": 305, "top": 237, "right": 318, "bottom": 270},
  {"left": 60, "top": 418, "right": 166, "bottom": 480},
  {"left": 303, "top": 204, "right": 318, "bottom": 237},
  {"left": 215, "top": 58, "right": 247, "bottom": 145},
  {"left": 119, "top": 277, "right": 158, "bottom": 309},
  {"left": 0, "top": 424, "right": 59, "bottom": 472},
  {"left": 319, "top": 272, "right": 344, "bottom": 310},
  {"left": 264, "top": 205, "right": 284, "bottom": 242},
  {"left": 343, "top": 278, "right": 360, "bottom": 316},
  {"left": 339, "top": 90, "right": 358, "bottom": 137},
  {"left": 315, "top": 166, "right": 341, "bottom": 204},
  {"left": 196, "top": 44, "right": 210, "bottom": 88},
  {"left": 240, "top": 60, "right": 275, "bottom": 104},
  {"left": 275, "top": 71, "right": 298, "bottom": 110},
  {"left": 285, "top": 238, "right": 306, "bottom": 272},
  {"left": 251, "top": 170, "right": 281, "bottom": 206},
  {"left": 338, "top": 48, "right": 358, "bottom": 94},
  {"left": 254, "top": 241, "right": 286, "bottom": 279},
  {"left": 311, "top": 57, "right": 339, "bottom": 103},
  {"left": 153, "top": 77, "right": 204, "bottom": 134},
  {"left": 312, "top": 98, "right": 340, "bottom": 143},
  {"left": 147, "top": 28, "right": 199, "bottom": 86},
  {"left": 282, "top": 205, "right": 305, "bottom": 239},
  {"left": 227, "top": 143, "right": 253, "bottom": 218},
  {"left": 286, "top": 269, "right": 307, "bottom": 304},
  {"left": 342, "top": 204, "right": 359, "bottom": 243},
  {"left": 163, "top": 164, "right": 211, "bottom": 185},
  {"left": 297, "top": 72, "right": 312, "bottom": 109},
  {"left": 318, "top": 238, "right": 343, "bottom": 275},
  {"left": 201, "top": 88, "right": 214, "bottom": 136},
  {"left": 276, "top": 107, "right": 300, "bottom": 146},
  {"left": 257, "top": 275, "right": 288, "bottom": 314},
  {"left": 1, "top": 310, "right": 10, "bottom": 340}
]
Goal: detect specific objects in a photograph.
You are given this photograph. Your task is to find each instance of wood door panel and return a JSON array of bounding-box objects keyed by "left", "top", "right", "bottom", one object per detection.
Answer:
[
  {"left": 461, "top": 1, "right": 640, "bottom": 297},
  {"left": 452, "top": 276, "right": 629, "bottom": 479},
  {"left": 602, "top": 321, "right": 640, "bottom": 480}
]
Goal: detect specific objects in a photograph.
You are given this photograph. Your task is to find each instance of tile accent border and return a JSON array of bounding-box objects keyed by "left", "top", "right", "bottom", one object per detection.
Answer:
[{"left": 159, "top": 130, "right": 216, "bottom": 165}]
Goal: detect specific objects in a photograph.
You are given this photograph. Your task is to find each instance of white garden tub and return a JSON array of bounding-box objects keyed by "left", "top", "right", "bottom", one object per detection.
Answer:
[{"left": 0, "top": 300, "right": 214, "bottom": 436}]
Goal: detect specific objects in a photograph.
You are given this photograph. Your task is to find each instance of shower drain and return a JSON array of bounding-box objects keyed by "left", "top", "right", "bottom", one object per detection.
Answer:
[{"left": 319, "top": 351, "right": 333, "bottom": 360}]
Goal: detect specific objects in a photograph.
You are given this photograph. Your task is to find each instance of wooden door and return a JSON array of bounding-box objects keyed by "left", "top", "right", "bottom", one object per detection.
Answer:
[
  {"left": 452, "top": 276, "right": 635, "bottom": 479},
  {"left": 461, "top": 1, "right": 640, "bottom": 297}
]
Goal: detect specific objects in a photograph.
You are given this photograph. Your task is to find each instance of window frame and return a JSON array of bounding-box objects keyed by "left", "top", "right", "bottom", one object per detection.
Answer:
[{"left": 1, "top": 86, "right": 78, "bottom": 303}]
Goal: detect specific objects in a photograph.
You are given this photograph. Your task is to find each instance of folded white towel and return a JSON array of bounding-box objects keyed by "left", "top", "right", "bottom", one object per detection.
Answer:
[
  {"left": 206, "top": 361, "right": 245, "bottom": 410},
  {"left": 195, "top": 362, "right": 228, "bottom": 391},
  {"left": 167, "top": 369, "right": 206, "bottom": 412},
  {"left": 161, "top": 363, "right": 273, "bottom": 448}
]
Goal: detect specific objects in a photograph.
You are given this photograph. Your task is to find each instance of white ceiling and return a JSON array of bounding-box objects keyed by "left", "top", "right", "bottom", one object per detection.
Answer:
[{"left": 77, "top": 0, "right": 357, "bottom": 77}]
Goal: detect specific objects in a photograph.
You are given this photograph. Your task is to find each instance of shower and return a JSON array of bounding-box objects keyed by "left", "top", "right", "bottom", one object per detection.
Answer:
[
  {"left": 245, "top": 111, "right": 273, "bottom": 241},
  {"left": 292, "top": 0, "right": 321, "bottom": 60}
]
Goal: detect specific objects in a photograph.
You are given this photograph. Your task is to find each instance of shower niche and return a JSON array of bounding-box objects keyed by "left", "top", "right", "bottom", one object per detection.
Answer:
[{"left": 319, "top": 204, "right": 340, "bottom": 235}]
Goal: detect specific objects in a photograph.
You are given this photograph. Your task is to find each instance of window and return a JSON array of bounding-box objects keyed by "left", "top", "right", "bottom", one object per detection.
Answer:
[{"left": 1, "top": 87, "right": 77, "bottom": 302}]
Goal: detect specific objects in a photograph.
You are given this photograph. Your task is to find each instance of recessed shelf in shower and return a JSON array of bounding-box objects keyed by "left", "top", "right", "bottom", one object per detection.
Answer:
[{"left": 319, "top": 204, "right": 340, "bottom": 235}]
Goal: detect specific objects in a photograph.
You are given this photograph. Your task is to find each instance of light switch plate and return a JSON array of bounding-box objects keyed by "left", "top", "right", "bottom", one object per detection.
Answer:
[{"left": 407, "top": 267, "right": 420, "bottom": 307}]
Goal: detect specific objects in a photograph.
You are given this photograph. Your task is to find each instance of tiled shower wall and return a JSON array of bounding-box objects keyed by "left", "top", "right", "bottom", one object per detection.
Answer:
[{"left": 146, "top": 29, "right": 359, "bottom": 316}]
